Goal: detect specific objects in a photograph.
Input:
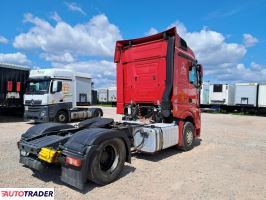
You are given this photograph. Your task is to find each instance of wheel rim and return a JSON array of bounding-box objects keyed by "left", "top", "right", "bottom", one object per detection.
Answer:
[
  {"left": 100, "top": 145, "right": 119, "bottom": 173},
  {"left": 95, "top": 111, "right": 101, "bottom": 117},
  {"left": 58, "top": 114, "right": 66, "bottom": 122},
  {"left": 186, "top": 130, "right": 193, "bottom": 145}
]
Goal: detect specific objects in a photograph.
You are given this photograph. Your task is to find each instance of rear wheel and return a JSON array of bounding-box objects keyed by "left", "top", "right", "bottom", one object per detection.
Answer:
[
  {"left": 180, "top": 121, "right": 195, "bottom": 151},
  {"left": 93, "top": 109, "right": 102, "bottom": 118},
  {"left": 55, "top": 110, "right": 68, "bottom": 123},
  {"left": 88, "top": 138, "right": 126, "bottom": 185}
]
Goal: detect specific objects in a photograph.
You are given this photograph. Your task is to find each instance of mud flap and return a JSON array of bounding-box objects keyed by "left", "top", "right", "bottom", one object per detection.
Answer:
[
  {"left": 20, "top": 156, "right": 46, "bottom": 172},
  {"left": 61, "top": 166, "right": 85, "bottom": 190},
  {"left": 60, "top": 145, "right": 96, "bottom": 190}
]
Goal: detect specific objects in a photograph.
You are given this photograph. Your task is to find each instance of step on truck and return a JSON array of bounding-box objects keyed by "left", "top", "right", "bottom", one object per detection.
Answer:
[
  {"left": 24, "top": 68, "right": 102, "bottom": 123},
  {"left": 18, "top": 27, "right": 203, "bottom": 190}
]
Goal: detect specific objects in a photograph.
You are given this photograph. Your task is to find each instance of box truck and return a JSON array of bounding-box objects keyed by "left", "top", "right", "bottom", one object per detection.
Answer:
[
  {"left": 98, "top": 88, "right": 108, "bottom": 103},
  {"left": 258, "top": 83, "right": 266, "bottom": 108},
  {"left": 18, "top": 28, "right": 203, "bottom": 190},
  {"left": 200, "top": 82, "right": 210, "bottom": 107},
  {"left": 108, "top": 87, "right": 117, "bottom": 103},
  {"left": 0, "top": 63, "right": 30, "bottom": 113},
  {"left": 209, "top": 84, "right": 235, "bottom": 106},
  {"left": 24, "top": 69, "right": 102, "bottom": 122},
  {"left": 234, "top": 83, "right": 258, "bottom": 107}
]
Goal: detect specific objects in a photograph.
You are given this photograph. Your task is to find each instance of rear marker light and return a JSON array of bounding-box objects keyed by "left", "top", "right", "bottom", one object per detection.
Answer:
[
  {"left": 65, "top": 157, "right": 82, "bottom": 167},
  {"left": 7, "top": 81, "right": 13, "bottom": 92},
  {"left": 16, "top": 82, "right": 21, "bottom": 92}
]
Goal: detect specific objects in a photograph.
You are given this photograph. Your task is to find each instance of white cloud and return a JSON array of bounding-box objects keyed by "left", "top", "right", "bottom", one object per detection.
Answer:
[
  {"left": 53, "top": 60, "right": 116, "bottom": 88},
  {"left": 206, "top": 62, "right": 266, "bottom": 82},
  {"left": 50, "top": 12, "right": 62, "bottom": 22},
  {"left": 13, "top": 13, "right": 122, "bottom": 58},
  {"left": 167, "top": 21, "right": 187, "bottom": 36},
  {"left": 243, "top": 33, "right": 258, "bottom": 47},
  {"left": 147, "top": 21, "right": 265, "bottom": 82},
  {"left": 167, "top": 21, "right": 247, "bottom": 66},
  {"left": 0, "top": 52, "right": 30, "bottom": 65},
  {"left": 64, "top": 2, "right": 86, "bottom": 15},
  {"left": 250, "top": 61, "right": 262, "bottom": 70},
  {"left": 41, "top": 52, "right": 75, "bottom": 63},
  {"left": 0, "top": 36, "right": 8, "bottom": 44},
  {"left": 145, "top": 27, "right": 158, "bottom": 36}
]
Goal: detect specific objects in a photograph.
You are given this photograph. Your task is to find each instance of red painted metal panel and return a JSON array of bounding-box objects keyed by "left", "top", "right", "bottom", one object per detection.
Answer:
[
  {"left": 120, "top": 39, "right": 167, "bottom": 105},
  {"left": 117, "top": 62, "right": 124, "bottom": 114}
]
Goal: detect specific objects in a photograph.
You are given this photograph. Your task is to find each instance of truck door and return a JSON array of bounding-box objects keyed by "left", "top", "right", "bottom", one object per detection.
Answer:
[
  {"left": 50, "top": 80, "right": 73, "bottom": 104},
  {"left": 172, "top": 55, "right": 200, "bottom": 117}
]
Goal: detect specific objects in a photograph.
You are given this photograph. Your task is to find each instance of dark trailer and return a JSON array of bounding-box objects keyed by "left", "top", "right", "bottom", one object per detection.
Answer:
[{"left": 0, "top": 63, "right": 30, "bottom": 113}]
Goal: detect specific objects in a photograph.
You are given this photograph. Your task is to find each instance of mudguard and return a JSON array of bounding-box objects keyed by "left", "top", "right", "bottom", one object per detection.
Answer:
[
  {"left": 61, "top": 128, "right": 132, "bottom": 190},
  {"left": 78, "top": 118, "right": 113, "bottom": 129},
  {"left": 21, "top": 123, "right": 74, "bottom": 140}
]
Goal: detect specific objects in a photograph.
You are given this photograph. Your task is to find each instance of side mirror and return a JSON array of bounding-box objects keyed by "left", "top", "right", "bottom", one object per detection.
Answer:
[
  {"left": 197, "top": 64, "right": 203, "bottom": 77},
  {"left": 197, "top": 64, "right": 203, "bottom": 87},
  {"left": 52, "top": 81, "right": 62, "bottom": 93}
]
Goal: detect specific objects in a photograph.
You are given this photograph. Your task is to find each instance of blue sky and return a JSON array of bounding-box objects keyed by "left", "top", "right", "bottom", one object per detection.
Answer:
[{"left": 0, "top": 0, "right": 265, "bottom": 87}]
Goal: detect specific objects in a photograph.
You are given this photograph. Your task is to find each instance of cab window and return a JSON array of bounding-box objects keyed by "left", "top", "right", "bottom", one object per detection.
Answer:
[{"left": 189, "top": 66, "right": 197, "bottom": 86}]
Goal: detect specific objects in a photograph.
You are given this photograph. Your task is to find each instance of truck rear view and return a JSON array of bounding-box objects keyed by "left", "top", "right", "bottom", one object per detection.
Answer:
[
  {"left": 115, "top": 27, "right": 203, "bottom": 138},
  {"left": 18, "top": 28, "right": 203, "bottom": 190},
  {"left": 0, "top": 63, "right": 29, "bottom": 113}
]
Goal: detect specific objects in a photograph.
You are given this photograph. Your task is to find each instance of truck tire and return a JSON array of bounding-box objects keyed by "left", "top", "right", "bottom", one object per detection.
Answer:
[
  {"left": 55, "top": 110, "right": 68, "bottom": 123},
  {"left": 88, "top": 138, "right": 126, "bottom": 185},
  {"left": 93, "top": 109, "right": 102, "bottom": 118},
  {"left": 180, "top": 121, "right": 195, "bottom": 151}
]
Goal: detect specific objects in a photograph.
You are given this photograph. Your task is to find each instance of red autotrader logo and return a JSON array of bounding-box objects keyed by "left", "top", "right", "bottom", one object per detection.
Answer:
[{"left": 0, "top": 188, "right": 54, "bottom": 199}]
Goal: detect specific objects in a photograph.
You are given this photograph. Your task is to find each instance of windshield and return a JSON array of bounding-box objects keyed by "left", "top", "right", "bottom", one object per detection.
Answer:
[{"left": 26, "top": 80, "right": 50, "bottom": 94}]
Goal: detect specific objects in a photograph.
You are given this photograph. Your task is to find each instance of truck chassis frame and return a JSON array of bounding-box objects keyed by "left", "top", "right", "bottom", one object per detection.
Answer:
[{"left": 18, "top": 117, "right": 196, "bottom": 190}]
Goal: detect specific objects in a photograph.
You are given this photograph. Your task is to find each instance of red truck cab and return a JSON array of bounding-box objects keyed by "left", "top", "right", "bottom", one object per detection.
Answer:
[{"left": 115, "top": 27, "right": 203, "bottom": 146}]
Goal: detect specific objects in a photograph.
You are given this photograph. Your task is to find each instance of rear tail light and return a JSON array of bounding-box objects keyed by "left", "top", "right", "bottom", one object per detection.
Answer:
[
  {"left": 7, "top": 81, "right": 13, "bottom": 92},
  {"left": 65, "top": 156, "right": 82, "bottom": 167},
  {"left": 16, "top": 82, "right": 21, "bottom": 92}
]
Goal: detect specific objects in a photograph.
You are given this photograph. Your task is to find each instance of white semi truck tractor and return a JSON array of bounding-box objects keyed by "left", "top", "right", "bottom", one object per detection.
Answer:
[{"left": 24, "top": 69, "right": 102, "bottom": 123}]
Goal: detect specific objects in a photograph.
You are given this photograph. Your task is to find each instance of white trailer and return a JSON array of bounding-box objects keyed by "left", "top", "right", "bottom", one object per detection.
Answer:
[
  {"left": 108, "top": 88, "right": 117, "bottom": 103},
  {"left": 75, "top": 76, "right": 92, "bottom": 106},
  {"left": 98, "top": 88, "right": 108, "bottom": 103},
  {"left": 258, "top": 83, "right": 266, "bottom": 107},
  {"left": 234, "top": 83, "right": 258, "bottom": 107},
  {"left": 200, "top": 82, "right": 210, "bottom": 105},
  {"left": 24, "top": 68, "right": 102, "bottom": 123},
  {"left": 209, "top": 84, "right": 235, "bottom": 105}
]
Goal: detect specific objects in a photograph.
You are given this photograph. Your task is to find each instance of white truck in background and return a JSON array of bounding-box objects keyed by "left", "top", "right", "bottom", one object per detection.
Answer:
[
  {"left": 209, "top": 84, "right": 235, "bottom": 106},
  {"left": 24, "top": 69, "right": 102, "bottom": 123},
  {"left": 97, "top": 87, "right": 117, "bottom": 104},
  {"left": 108, "top": 87, "right": 117, "bottom": 103},
  {"left": 200, "top": 82, "right": 210, "bottom": 106},
  {"left": 98, "top": 88, "right": 108, "bottom": 103},
  {"left": 234, "top": 83, "right": 258, "bottom": 107}
]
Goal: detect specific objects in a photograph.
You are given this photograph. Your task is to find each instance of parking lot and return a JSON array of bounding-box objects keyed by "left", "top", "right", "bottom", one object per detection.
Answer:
[{"left": 0, "top": 107, "right": 265, "bottom": 200}]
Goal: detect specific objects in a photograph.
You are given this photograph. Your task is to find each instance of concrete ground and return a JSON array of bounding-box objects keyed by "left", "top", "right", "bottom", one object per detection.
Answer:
[{"left": 0, "top": 107, "right": 265, "bottom": 200}]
